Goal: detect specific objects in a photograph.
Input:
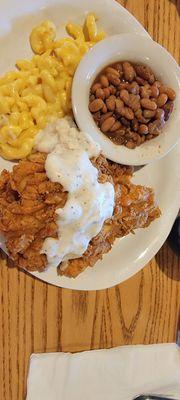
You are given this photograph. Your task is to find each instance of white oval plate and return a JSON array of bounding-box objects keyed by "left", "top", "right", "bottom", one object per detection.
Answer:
[{"left": 0, "top": 0, "right": 180, "bottom": 290}]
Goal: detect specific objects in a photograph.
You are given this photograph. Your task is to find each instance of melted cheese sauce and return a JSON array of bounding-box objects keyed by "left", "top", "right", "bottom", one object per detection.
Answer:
[{"left": 35, "top": 117, "right": 115, "bottom": 269}]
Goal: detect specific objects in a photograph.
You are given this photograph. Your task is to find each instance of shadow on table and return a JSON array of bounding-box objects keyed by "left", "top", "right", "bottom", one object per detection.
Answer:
[
  {"left": 155, "top": 242, "right": 180, "bottom": 281},
  {"left": 169, "top": 0, "right": 180, "bottom": 15},
  {"left": 0, "top": 248, "right": 14, "bottom": 267}
]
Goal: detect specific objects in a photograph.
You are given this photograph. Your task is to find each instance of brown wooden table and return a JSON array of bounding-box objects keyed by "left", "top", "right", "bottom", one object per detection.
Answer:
[{"left": 0, "top": 1, "right": 180, "bottom": 399}]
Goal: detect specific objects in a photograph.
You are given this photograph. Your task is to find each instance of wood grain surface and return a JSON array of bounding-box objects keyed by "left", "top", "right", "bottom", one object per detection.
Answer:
[{"left": 0, "top": 1, "right": 180, "bottom": 399}]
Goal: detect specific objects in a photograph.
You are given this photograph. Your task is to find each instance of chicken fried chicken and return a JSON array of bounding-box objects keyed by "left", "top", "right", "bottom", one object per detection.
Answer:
[
  {"left": 0, "top": 152, "right": 67, "bottom": 272},
  {"left": 0, "top": 152, "right": 160, "bottom": 277},
  {"left": 58, "top": 155, "right": 160, "bottom": 277}
]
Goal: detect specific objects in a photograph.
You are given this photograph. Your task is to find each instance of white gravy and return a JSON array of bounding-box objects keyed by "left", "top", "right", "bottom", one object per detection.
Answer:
[{"left": 35, "top": 117, "right": 115, "bottom": 269}]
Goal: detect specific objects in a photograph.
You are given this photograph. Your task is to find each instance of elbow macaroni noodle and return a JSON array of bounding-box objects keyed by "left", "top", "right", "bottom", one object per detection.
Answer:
[{"left": 0, "top": 15, "right": 105, "bottom": 160}]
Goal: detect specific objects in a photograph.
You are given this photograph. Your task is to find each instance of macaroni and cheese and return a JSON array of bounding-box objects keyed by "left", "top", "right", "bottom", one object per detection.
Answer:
[{"left": 0, "top": 14, "right": 105, "bottom": 160}]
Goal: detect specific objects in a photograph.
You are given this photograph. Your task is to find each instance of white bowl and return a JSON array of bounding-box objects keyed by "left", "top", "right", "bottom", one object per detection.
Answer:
[{"left": 72, "top": 33, "right": 180, "bottom": 166}]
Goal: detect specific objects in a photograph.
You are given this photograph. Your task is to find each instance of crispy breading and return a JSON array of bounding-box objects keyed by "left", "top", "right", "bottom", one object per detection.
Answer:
[
  {"left": 0, "top": 153, "right": 160, "bottom": 276},
  {"left": 0, "top": 152, "right": 67, "bottom": 272},
  {"left": 58, "top": 155, "right": 160, "bottom": 278}
]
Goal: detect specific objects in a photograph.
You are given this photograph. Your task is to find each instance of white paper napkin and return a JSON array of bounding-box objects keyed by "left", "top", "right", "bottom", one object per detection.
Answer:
[{"left": 26, "top": 343, "right": 180, "bottom": 400}]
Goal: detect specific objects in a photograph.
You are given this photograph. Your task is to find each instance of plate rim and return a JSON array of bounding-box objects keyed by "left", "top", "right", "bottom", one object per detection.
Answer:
[{"left": 0, "top": 0, "right": 179, "bottom": 290}]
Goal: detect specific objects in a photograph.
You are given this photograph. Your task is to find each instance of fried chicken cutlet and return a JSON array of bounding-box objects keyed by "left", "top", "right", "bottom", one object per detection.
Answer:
[
  {"left": 0, "top": 152, "right": 160, "bottom": 277},
  {"left": 0, "top": 152, "right": 68, "bottom": 272}
]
